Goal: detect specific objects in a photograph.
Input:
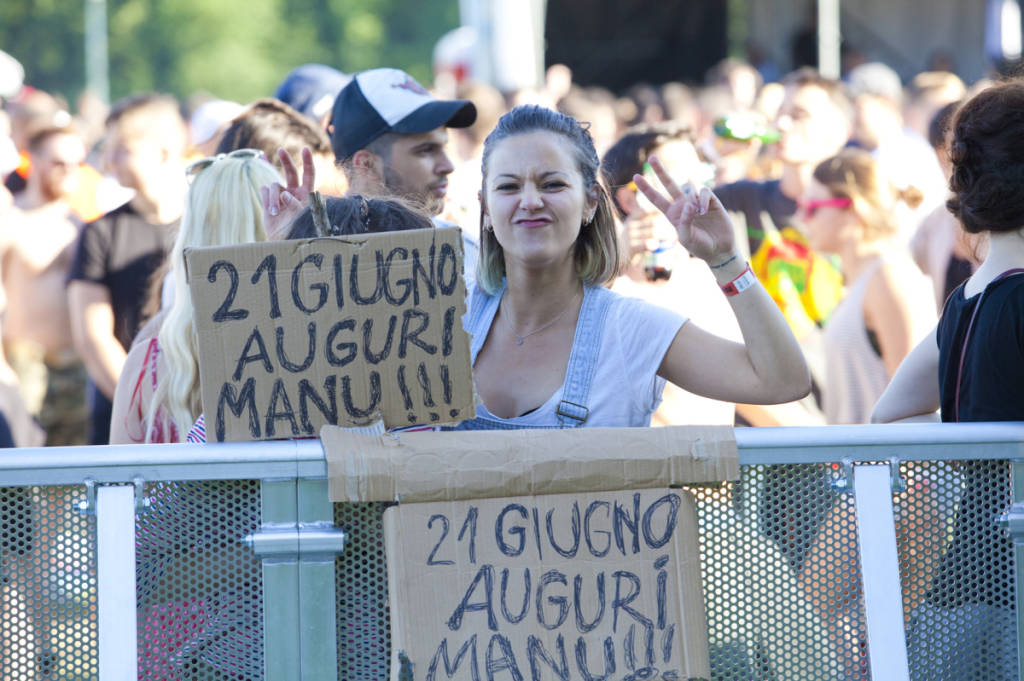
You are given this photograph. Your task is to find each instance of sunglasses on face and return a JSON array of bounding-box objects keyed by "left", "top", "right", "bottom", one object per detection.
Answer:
[
  {"left": 185, "top": 148, "right": 266, "bottom": 182},
  {"left": 801, "top": 196, "right": 852, "bottom": 219}
]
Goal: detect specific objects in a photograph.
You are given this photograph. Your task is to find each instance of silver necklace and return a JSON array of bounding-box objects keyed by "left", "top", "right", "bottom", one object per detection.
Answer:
[{"left": 501, "top": 290, "right": 580, "bottom": 345}]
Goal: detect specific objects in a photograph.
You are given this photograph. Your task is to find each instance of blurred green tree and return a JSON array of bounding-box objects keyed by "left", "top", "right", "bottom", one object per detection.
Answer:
[{"left": 0, "top": 0, "right": 457, "bottom": 108}]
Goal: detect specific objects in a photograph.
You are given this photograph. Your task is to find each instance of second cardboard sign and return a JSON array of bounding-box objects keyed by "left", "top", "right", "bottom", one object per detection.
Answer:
[{"left": 384, "top": 487, "right": 710, "bottom": 681}]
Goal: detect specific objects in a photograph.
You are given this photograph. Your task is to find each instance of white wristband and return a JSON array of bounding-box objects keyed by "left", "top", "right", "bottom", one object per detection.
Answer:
[{"left": 720, "top": 265, "right": 757, "bottom": 297}]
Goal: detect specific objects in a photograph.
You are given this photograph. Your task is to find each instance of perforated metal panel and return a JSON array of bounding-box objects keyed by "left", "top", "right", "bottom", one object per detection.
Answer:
[
  {"left": 1, "top": 456, "right": 1016, "bottom": 680},
  {"left": 0, "top": 485, "right": 97, "bottom": 680},
  {"left": 335, "top": 501, "right": 393, "bottom": 681},
  {"left": 331, "top": 460, "right": 1018, "bottom": 681},
  {"left": 136, "top": 479, "right": 263, "bottom": 681}
]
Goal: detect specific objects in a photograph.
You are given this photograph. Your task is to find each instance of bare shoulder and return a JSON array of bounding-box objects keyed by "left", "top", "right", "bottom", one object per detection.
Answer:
[
  {"left": 0, "top": 203, "right": 24, "bottom": 246},
  {"left": 867, "top": 256, "right": 925, "bottom": 300}
]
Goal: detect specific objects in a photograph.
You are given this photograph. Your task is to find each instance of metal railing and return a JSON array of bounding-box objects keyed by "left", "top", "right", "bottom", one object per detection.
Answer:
[{"left": 0, "top": 423, "right": 1021, "bottom": 680}]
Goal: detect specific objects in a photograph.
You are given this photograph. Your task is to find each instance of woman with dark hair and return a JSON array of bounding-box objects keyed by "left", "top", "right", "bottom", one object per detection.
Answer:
[
  {"left": 285, "top": 193, "right": 433, "bottom": 239},
  {"left": 873, "top": 81, "right": 1024, "bottom": 681},
  {"left": 452, "top": 105, "right": 810, "bottom": 429}
]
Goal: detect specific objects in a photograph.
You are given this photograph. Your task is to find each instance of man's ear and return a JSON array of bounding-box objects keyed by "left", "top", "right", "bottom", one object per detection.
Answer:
[
  {"left": 351, "top": 149, "right": 381, "bottom": 180},
  {"left": 614, "top": 185, "right": 639, "bottom": 217}
]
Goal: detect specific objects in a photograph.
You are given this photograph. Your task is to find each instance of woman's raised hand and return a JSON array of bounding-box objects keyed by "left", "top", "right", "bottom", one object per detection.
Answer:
[
  {"left": 632, "top": 155, "right": 737, "bottom": 267},
  {"left": 260, "top": 147, "right": 315, "bottom": 241}
]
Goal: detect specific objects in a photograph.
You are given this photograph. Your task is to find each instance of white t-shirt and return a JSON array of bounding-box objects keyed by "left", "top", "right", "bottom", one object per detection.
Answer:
[{"left": 466, "top": 286, "right": 688, "bottom": 428}]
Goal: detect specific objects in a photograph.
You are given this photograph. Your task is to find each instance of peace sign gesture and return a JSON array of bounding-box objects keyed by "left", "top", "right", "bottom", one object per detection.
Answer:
[
  {"left": 260, "top": 147, "right": 316, "bottom": 241},
  {"left": 632, "top": 155, "right": 737, "bottom": 267}
]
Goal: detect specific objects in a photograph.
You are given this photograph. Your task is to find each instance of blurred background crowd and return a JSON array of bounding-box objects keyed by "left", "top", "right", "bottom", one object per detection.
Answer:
[{"left": 0, "top": 0, "right": 1022, "bottom": 448}]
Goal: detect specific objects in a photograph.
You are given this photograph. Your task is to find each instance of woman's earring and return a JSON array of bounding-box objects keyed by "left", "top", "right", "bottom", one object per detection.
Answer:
[{"left": 483, "top": 216, "right": 493, "bottom": 232}]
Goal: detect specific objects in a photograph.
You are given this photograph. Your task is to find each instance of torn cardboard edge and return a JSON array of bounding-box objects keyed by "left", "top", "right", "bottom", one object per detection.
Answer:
[{"left": 322, "top": 425, "right": 738, "bottom": 503}]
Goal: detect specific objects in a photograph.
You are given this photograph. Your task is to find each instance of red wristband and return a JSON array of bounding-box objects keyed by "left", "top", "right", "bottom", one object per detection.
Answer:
[{"left": 720, "top": 264, "right": 757, "bottom": 296}]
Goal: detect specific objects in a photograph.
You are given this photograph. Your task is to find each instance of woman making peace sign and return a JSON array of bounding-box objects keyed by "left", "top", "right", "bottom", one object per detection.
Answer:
[{"left": 453, "top": 105, "right": 809, "bottom": 429}]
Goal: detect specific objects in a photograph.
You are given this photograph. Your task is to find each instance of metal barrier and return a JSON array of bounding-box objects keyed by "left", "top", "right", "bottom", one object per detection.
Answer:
[{"left": 1, "top": 423, "right": 1022, "bottom": 680}]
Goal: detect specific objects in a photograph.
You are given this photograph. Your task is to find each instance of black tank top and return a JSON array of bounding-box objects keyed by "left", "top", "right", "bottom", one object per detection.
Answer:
[{"left": 928, "top": 274, "right": 1024, "bottom": 608}]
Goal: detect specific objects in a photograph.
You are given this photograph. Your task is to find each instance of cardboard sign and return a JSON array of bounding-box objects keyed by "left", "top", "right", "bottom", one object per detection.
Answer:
[
  {"left": 322, "top": 425, "right": 738, "bottom": 503},
  {"left": 384, "top": 488, "right": 710, "bottom": 681},
  {"left": 185, "top": 227, "right": 473, "bottom": 442}
]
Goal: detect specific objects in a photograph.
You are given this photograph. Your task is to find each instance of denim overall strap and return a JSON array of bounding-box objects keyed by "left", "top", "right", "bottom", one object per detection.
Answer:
[
  {"left": 446, "top": 283, "right": 612, "bottom": 431},
  {"left": 467, "top": 284, "right": 503, "bottom": 363},
  {"left": 555, "top": 285, "right": 613, "bottom": 427}
]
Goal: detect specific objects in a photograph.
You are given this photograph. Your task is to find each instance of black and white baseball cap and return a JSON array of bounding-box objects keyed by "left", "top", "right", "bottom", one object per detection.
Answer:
[{"left": 330, "top": 68, "right": 476, "bottom": 161}]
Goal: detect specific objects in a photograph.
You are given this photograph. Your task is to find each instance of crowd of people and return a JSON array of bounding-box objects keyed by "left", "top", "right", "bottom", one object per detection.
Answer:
[
  {"left": 0, "top": 42, "right": 1022, "bottom": 680},
  {"left": 0, "top": 54, "right": 985, "bottom": 444}
]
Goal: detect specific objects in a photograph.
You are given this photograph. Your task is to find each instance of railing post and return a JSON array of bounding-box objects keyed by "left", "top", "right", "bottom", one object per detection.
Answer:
[
  {"left": 296, "top": 478, "right": 342, "bottom": 680},
  {"left": 96, "top": 484, "right": 138, "bottom": 681},
  {"left": 250, "top": 478, "right": 345, "bottom": 680},
  {"left": 853, "top": 464, "right": 910, "bottom": 681},
  {"left": 257, "top": 479, "right": 301, "bottom": 680}
]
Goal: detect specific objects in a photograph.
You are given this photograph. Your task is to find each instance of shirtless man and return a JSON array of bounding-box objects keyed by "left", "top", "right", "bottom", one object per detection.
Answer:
[{"left": 2, "top": 126, "right": 89, "bottom": 445}]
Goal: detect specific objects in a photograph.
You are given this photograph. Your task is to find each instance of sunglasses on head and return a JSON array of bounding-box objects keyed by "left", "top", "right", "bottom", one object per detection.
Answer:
[
  {"left": 801, "top": 196, "right": 852, "bottom": 219},
  {"left": 185, "top": 148, "right": 266, "bottom": 182}
]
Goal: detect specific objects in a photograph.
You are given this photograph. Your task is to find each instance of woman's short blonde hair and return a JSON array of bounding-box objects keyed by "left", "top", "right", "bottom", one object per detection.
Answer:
[{"left": 477, "top": 105, "right": 619, "bottom": 294}]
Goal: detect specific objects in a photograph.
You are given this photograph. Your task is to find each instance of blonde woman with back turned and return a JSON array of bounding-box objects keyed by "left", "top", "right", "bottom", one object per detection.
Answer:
[{"left": 110, "top": 151, "right": 282, "bottom": 443}]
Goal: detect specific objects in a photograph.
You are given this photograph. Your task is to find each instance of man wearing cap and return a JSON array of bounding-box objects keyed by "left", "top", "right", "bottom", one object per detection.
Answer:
[
  {"left": 328, "top": 68, "right": 479, "bottom": 279},
  {"left": 331, "top": 68, "right": 475, "bottom": 213}
]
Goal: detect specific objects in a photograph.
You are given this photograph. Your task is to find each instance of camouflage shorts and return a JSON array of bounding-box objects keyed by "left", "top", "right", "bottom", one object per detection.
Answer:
[{"left": 6, "top": 342, "right": 88, "bottom": 447}]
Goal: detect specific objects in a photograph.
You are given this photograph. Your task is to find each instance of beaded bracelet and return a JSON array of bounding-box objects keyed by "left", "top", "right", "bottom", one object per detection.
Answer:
[{"left": 710, "top": 253, "right": 739, "bottom": 269}]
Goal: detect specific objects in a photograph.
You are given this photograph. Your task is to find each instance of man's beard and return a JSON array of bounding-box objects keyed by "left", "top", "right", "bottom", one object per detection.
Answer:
[{"left": 382, "top": 166, "right": 443, "bottom": 217}]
